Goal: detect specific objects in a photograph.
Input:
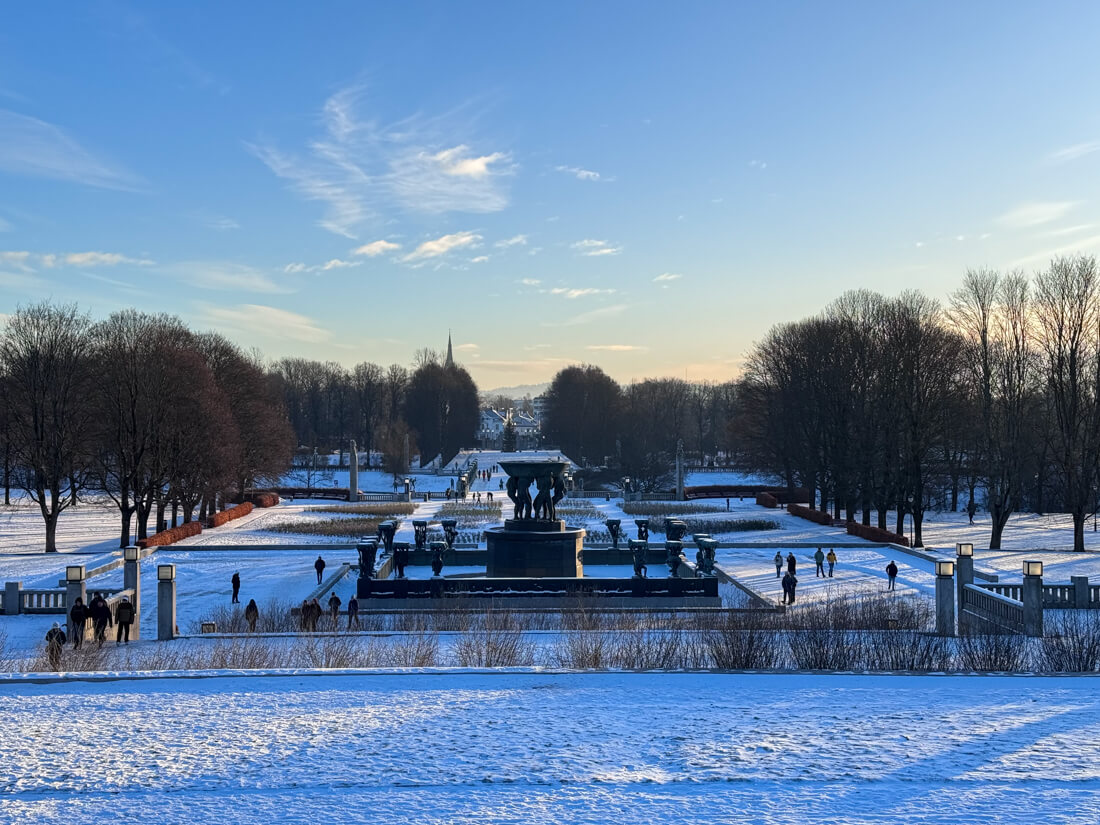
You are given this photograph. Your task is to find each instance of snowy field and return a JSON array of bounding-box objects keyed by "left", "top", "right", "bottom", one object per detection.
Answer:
[{"left": 0, "top": 670, "right": 1098, "bottom": 824}]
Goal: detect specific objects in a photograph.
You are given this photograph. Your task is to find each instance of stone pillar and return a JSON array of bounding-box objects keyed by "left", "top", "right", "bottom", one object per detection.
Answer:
[
  {"left": 955, "top": 553, "right": 973, "bottom": 634},
  {"left": 1072, "top": 575, "right": 1090, "bottom": 610},
  {"left": 348, "top": 440, "right": 359, "bottom": 503},
  {"left": 123, "top": 547, "right": 141, "bottom": 641},
  {"left": 935, "top": 561, "right": 955, "bottom": 636},
  {"left": 4, "top": 581, "right": 22, "bottom": 616},
  {"left": 65, "top": 567, "right": 88, "bottom": 641},
  {"left": 157, "top": 565, "right": 176, "bottom": 641},
  {"left": 1022, "top": 567, "right": 1043, "bottom": 638}
]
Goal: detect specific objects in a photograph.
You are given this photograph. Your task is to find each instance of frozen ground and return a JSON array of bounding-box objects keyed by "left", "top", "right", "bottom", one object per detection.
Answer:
[{"left": 0, "top": 670, "right": 1098, "bottom": 824}]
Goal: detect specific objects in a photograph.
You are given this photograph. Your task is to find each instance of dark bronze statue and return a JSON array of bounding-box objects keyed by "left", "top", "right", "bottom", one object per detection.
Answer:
[{"left": 533, "top": 474, "right": 553, "bottom": 520}]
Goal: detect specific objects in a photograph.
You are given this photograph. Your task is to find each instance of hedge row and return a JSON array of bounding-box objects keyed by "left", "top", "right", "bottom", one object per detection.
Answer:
[
  {"left": 756, "top": 492, "right": 778, "bottom": 508},
  {"left": 249, "top": 492, "right": 280, "bottom": 508},
  {"left": 787, "top": 503, "right": 834, "bottom": 526},
  {"left": 137, "top": 521, "right": 202, "bottom": 548},
  {"left": 847, "top": 521, "right": 910, "bottom": 547},
  {"left": 208, "top": 501, "right": 254, "bottom": 528}
]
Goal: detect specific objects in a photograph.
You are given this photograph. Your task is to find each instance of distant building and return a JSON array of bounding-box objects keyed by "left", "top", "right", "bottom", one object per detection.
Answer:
[{"left": 479, "top": 406, "right": 541, "bottom": 449}]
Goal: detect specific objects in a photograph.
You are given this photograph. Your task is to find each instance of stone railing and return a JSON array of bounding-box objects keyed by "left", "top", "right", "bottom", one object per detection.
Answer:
[
  {"left": 979, "top": 580, "right": 1096, "bottom": 609},
  {"left": 19, "top": 589, "right": 67, "bottom": 614},
  {"left": 962, "top": 583, "right": 1024, "bottom": 634}
]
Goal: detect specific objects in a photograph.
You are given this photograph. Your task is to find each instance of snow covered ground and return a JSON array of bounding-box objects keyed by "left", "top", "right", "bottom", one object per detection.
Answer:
[{"left": 0, "top": 670, "right": 1097, "bottom": 824}]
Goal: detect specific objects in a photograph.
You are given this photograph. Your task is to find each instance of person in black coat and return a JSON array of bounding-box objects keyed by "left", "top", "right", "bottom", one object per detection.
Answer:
[
  {"left": 89, "top": 595, "right": 112, "bottom": 647},
  {"left": 231, "top": 571, "right": 241, "bottom": 604},
  {"left": 114, "top": 596, "right": 136, "bottom": 645},
  {"left": 69, "top": 596, "right": 88, "bottom": 649},
  {"left": 327, "top": 592, "right": 342, "bottom": 628},
  {"left": 244, "top": 599, "right": 259, "bottom": 632},
  {"left": 347, "top": 595, "right": 359, "bottom": 630},
  {"left": 786, "top": 552, "right": 797, "bottom": 575},
  {"left": 314, "top": 555, "right": 326, "bottom": 584},
  {"left": 45, "top": 623, "right": 66, "bottom": 670},
  {"left": 886, "top": 561, "right": 899, "bottom": 591}
]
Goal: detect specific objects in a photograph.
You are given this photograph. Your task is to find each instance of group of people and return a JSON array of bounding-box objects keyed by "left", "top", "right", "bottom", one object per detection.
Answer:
[
  {"left": 772, "top": 549, "right": 904, "bottom": 603},
  {"left": 297, "top": 592, "right": 359, "bottom": 631},
  {"left": 66, "top": 593, "right": 135, "bottom": 648}
]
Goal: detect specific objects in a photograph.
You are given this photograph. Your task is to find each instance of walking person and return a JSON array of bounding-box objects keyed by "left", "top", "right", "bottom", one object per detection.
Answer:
[
  {"left": 244, "top": 599, "right": 259, "bottom": 632},
  {"left": 967, "top": 498, "right": 977, "bottom": 524},
  {"left": 299, "top": 599, "right": 310, "bottom": 631},
  {"left": 774, "top": 551, "right": 783, "bottom": 578},
  {"left": 314, "top": 555, "right": 326, "bottom": 585},
  {"left": 814, "top": 547, "right": 826, "bottom": 578},
  {"left": 308, "top": 598, "right": 322, "bottom": 632},
  {"left": 886, "top": 560, "right": 899, "bottom": 591},
  {"left": 786, "top": 552, "right": 797, "bottom": 576},
  {"left": 45, "top": 623, "right": 66, "bottom": 670},
  {"left": 89, "top": 594, "right": 112, "bottom": 647},
  {"left": 327, "top": 592, "right": 342, "bottom": 628},
  {"left": 347, "top": 595, "right": 359, "bottom": 630},
  {"left": 782, "top": 571, "right": 798, "bottom": 605},
  {"left": 231, "top": 571, "right": 241, "bottom": 604},
  {"left": 826, "top": 548, "right": 837, "bottom": 578},
  {"left": 69, "top": 596, "right": 88, "bottom": 649},
  {"left": 114, "top": 595, "right": 135, "bottom": 645}
]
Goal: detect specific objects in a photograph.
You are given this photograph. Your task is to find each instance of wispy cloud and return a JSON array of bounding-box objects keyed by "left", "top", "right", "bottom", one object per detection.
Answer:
[
  {"left": 494, "top": 234, "right": 527, "bottom": 248},
  {"left": 1008, "top": 234, "right": 1100, "bottom": 269},
  {"left": 549, "top": 287, "right": 616, "bottom": 299},
  {"left": 996, "top": 201, "right": 1076, "bottom": 229},
  {"left": 0, "top": 109, "right": 143, "bottom": 190},
  {"left": 560, "top": 303, "right": 629, "bottom": 326},
  {"left": 518, "top": 278, "right": 541, "bottom": 286},
  {"left": 402, "top": 231, "right": 481, "bottom": 262},
  {"left": 571, "top": 239, "right": 622, "bottom": 257},
  {"left": 0, "top": 216, "right": 11, "bottom": 232},
  {"left": 1047, "top": 141, "right": 1100, "bottom": 164},
  {"left": 200, "top": 303, "right": 330, "bottom": 343},
  {"left": 653, "top": 272, "right": 682, "bottom": 282},
  {"left": 470, "top": 255, "right": 489, "bottom": 263},
  {"left": 456, "top": 343, "right": 479, "bottom": 351},
  {"left": 204, "top": 216, "right": 240, "bottom": 231},
  {"left": 248, "top": 86, "right": 513, "bottom": 237},
  {"left": 1, "top": 250, "right": 154, "bottom": 270},
  {"left": 749, "top": 159, "right": 767, "bottom": 169},
  {"left": 1042, "top": 223, "right": 1095, "bottom": 238},
  {"left": 353, "top": 239, "right": 401, "bottom": 257},
  {"left": 556, "top": 165, "right": 605, "bottom": 181},
  {"left": 168, "top": 261, "right": 293, "bottom": 293},
  {"left": 586, "top": 344, "right": 646, "bottom": 352}
]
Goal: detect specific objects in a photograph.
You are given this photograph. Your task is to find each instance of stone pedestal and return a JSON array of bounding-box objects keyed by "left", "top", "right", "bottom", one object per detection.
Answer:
[
  {"left": 486, "top": 520, "right": 585, "bottom": 578},
  {"left": 935, "top": 573, "right": 955, "bottom": 636},
  {"left": 4, "top": 581, "right": 21, "bottom": 616},
  {"left": 158, "top": 579, "right": 176, "bottom": 641}
]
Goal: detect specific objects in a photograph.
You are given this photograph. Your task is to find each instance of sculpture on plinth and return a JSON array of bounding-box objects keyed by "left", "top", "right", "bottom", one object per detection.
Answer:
[
  {"left": 413, "top": 520, "right": 428, "bottom": 552},
  {"left": 533, "top": 474, "right": 554, "bottom": 520},
  {"left": 664, "top": 519, "right": 688, "bottom": 542},
  {"left": 666, "top": 540, "right": 683, "bottom": 577},
  {"left": 630, "top": 538, "right": 648, "bottom": 578},
  {"left": 441, "top": 519, "right": 459, "bottom": 551},
  {"left": 393, "top": 542, "right": 410, "bottom": 578},
  {"left": 429, "top": 541, "right": 445, "bottom": 576},
  {"left": 357, "top": 538, "right": 379, "bottom": 580},
  {"left": 635, "top": 519, "right": 649, "bottom": 541},
  {"left": 378, "top": 521, "right": 396, "bottom": 556},
  {"left": 606, "top": 519, "right": 622, "bottom": 550}
]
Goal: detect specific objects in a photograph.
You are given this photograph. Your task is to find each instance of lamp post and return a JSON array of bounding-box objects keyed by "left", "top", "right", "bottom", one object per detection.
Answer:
[
  {"left": 157, "top": 564, "right": 176, "bottom": 641},
  {"left": 123, "top": 546, "right": 141, "bottom": 621},
  {"left": 65, "top": 565, "right": 87, "bottom": 636},
  {"left": 955, "top": 543, "right": 974, "bottom": 634},
  {"left": 1022, "top": 560, "right": 1043, "bottom": 638},
  {"left": 935, "top": 559, "right": 955, "bottom": 636}
]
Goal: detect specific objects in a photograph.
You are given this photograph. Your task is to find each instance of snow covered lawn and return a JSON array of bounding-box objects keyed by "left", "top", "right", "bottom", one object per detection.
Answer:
[{"left": 0, "top": 670, "right": 1098, "bottom": 824}]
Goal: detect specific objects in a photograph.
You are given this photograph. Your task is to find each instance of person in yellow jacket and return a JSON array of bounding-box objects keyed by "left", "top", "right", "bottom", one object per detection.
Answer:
[{"left": 826, "top": 548, "right": 837, "bottom": 578}]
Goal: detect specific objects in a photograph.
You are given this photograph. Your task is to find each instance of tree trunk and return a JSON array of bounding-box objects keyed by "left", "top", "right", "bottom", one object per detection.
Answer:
[
  {"left": 895, "top": 506, "right": 905, "bottom": 537},
  {"left": 950, "top": 477, "right": 959, "bottom": 512},
  {"left": 44, "top": 513, "right": 58, "bottom": 553},
  {"left": 171, "top": 500, "right": 179, "bottom": 528},
  {"left": 136, "top": 506, "right": 150, "bottom": 541},
  {"left": 913, "top": 509, "right": 924, "bottom": 548},
  {"left": 156, "top": 499, "right": 167, "bottom": 533},
  {"left": 1074, "top": 511, "right": 1086, "bottom": 552},
  {"left": 119, "top": 483, "right": 132, "bottom": 548},
  {"left": 877, "top": 506, "right": 887, "bottom": 531}
]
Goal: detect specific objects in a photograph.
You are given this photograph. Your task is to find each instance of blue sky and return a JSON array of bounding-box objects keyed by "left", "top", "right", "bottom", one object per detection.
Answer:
[{"left": 3, "top": 2, "right": 1100, "bottom": 389}]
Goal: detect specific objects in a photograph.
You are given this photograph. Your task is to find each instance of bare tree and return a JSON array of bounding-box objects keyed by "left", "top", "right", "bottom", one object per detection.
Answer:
[
  {"left": 0, "top": 303, "right": 95, "bottom": 552},
  {"left": 950, "top": 269, "right": 1038, "bottom": 548},
  {"left": 1034, "top": 255, "right": 1100, "bottom": 552}
]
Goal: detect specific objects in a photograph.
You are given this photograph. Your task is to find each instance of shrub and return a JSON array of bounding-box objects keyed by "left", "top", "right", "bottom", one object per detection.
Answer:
[
  {"left": 307, "top": 502, "right": 416, "bottom": 517},
  {"left": 862, "top": 631, "right": 950, "bottom": 671},
  {"left": 269, "top": 516, "right": 386, "bottom": 537},
  {"left": 1039, "top": 612, "right": 1100, "bottom": 672},
  {"left": 248, "top": 492, "right": 280, "bottom": 507},
  {"left": 621, "top": 501, "right": 725, "bottom": 517},
  {"left": 956, "top": 631, "right": 1031, "bottom": 672},
  {"left": 649, "top": 517, "right": 780, "bottom": 535},
  {"left": 847, "top": 522, "right": 909, "bottom": 547},
  {"left": 756, "top": 492, "right": 778, "bottom": 508},
  {"left": 787, "top": 503, "right": 834, "bottom": 526},
  {"left": 208, "top": 501, "right": 253, "bottom": 528},
  {"left": 137, "top": 520, "right": 202, "bottom": 548}
]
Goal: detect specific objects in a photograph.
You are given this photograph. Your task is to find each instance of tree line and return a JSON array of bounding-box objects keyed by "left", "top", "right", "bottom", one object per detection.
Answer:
[
  {"left": 735, "top": 255, "right": 1100, "bottom": 551},
  {"left": 540, "top": 365, "right": 739, "bottom": 490},
  {"left": 268, "top": 348, "right": 479, "bottom": 472},
  {"left": 0, "top": 303, "right": 294, "bottom": 551}
]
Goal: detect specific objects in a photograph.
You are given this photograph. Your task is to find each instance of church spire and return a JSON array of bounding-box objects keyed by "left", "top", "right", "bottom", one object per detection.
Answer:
[{"left": 445, "top": 329, "right": 454, "bottom": 367}]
